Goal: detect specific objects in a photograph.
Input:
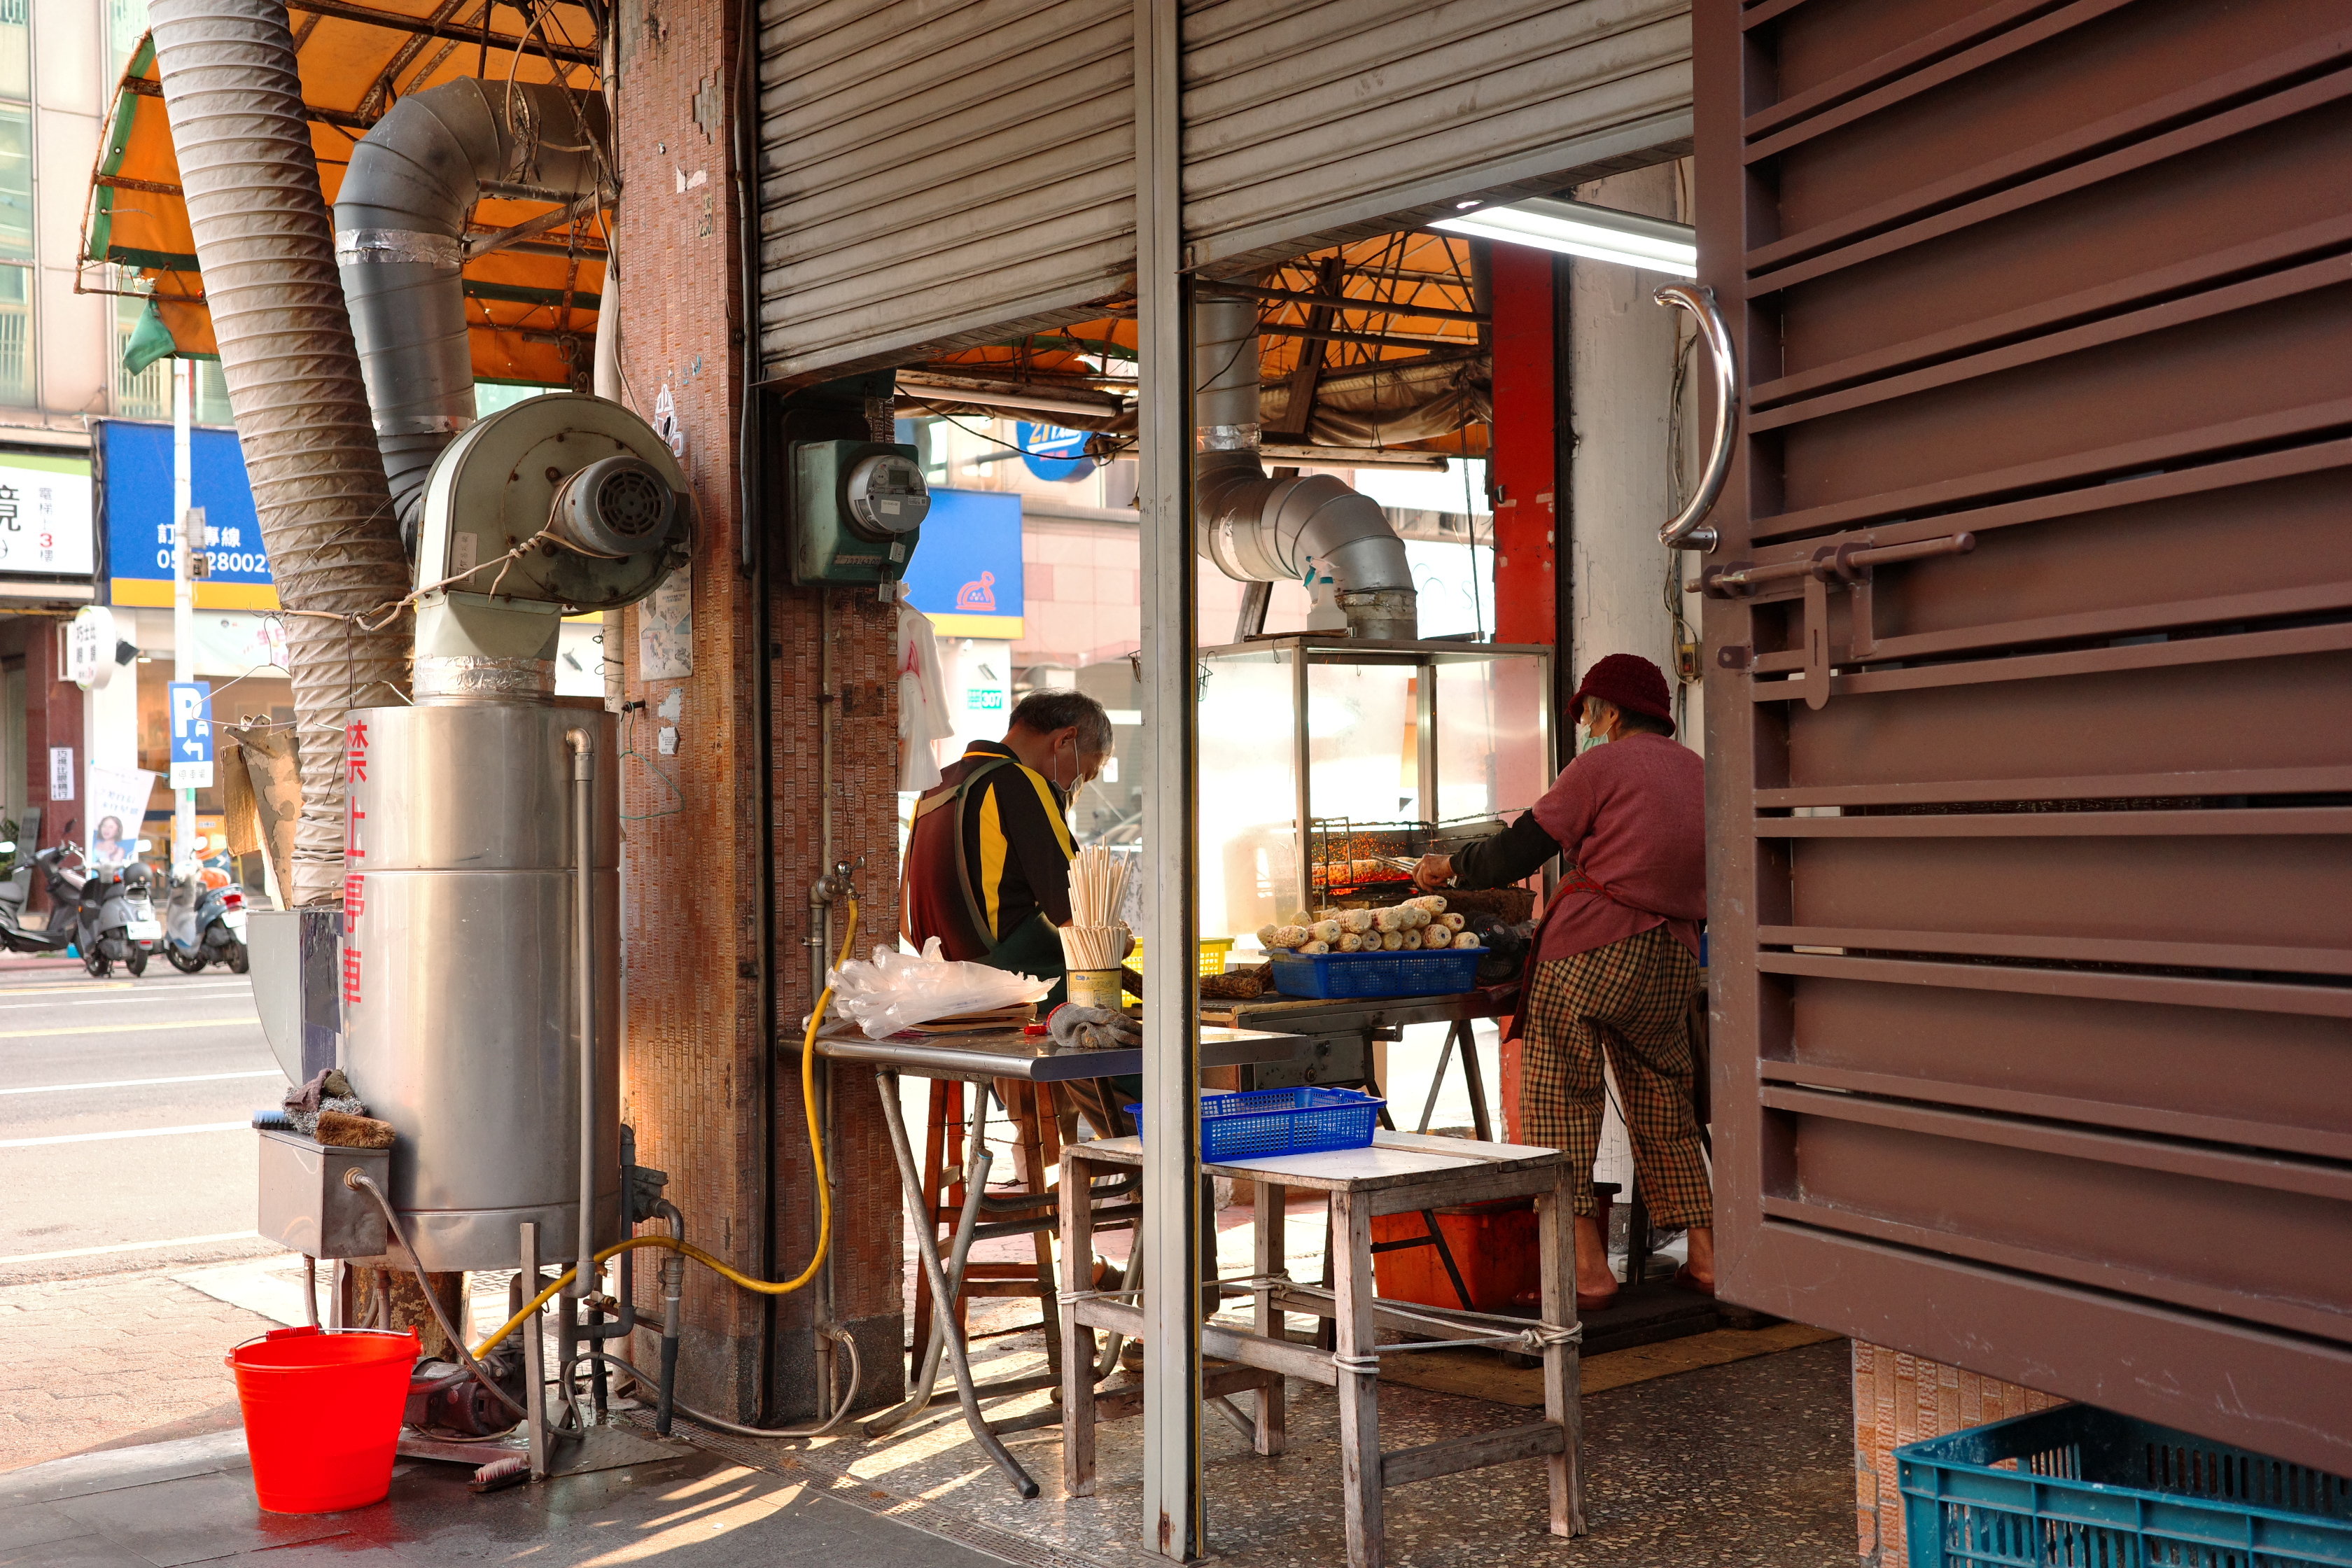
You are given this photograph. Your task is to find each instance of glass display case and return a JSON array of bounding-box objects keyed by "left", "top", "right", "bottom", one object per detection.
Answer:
[{"left": 1196, "top": 634, "right": 1554, "bottom": 941}]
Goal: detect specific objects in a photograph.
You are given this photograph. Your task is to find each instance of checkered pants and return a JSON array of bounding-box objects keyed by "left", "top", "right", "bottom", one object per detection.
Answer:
[{"left": 1521, "top": 925, "right": 1712, "bottom": 1229}]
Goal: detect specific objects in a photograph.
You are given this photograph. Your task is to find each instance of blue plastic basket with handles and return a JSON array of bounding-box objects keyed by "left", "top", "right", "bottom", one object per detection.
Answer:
[{"left": 1121, "top": 1086, "right": 1385, "bottom": 1161}]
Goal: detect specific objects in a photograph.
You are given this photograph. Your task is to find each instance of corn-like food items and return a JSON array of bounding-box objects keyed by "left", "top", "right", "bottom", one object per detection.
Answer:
[
  {"left": 1338, "top": 932, "right": 1365, "bottom": 952},
  {"left": 1422, "top": 927, "right": 1452, "bottom": 948},
  {"left": 1299, "top": 939, "right": 1331, "bottom": 955},
  {"left": 1400, "top": 928, "right": 1422, "bottom": 949},
  {"left": 1407, "top": 895, "right": 1448, "bottom": 915},
  {"left": 1309, "top": 919, "right": 1342, "bottom": 944},
  {"left": 1441, "top": 912, "right": 1466, "bottom": 932},
  {"left": 1336, "top": 908, "right": 1377, "bottom": 934},
  {"left": 1258, "top": 924, "right": 1312, "bottom": 951},
  {"left": 1451, "top": 932, "right": 1482, "bottom": 950},
  {"left": 1380, "top": 929, "right": 1404, "bottom": 951}
]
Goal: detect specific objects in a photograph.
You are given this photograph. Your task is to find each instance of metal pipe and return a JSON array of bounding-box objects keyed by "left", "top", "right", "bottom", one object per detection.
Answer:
[
  {"left": 811, "top": 592, "right": 839, "bottom": 1422},
  {"left": 1191, "top": 295, "right": 1418, "bottom": 640},
  {"left": 332, "top": 78, "right": 608, "bottom": 547},
  {"left": 565, "top": 728, "right": 597, "bottom": 1313},
  {"left": 651, "top": 1198, "right": 685, "bottom": 1436}
]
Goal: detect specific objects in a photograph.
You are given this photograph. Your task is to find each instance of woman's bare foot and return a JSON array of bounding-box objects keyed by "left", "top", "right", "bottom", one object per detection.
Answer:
[
  {"left": 1679, "top": 1225, "right": 1716, "bottom": 1293},
  {"left": 1574, "top": 1212, "right": 1619, "bottom": 1307}
]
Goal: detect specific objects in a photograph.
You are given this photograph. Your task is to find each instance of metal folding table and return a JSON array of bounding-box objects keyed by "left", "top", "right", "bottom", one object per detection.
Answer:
[{"left": 808, "top": 1021, "right": 1308, "bottom": 1497}]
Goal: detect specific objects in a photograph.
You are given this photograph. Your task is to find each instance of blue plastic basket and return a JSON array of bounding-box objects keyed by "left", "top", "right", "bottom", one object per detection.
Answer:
[
  {"left": 1121, "top": 1086, "right": 1385, "bottom": 1161},
  {"left": 1267, "top": 946, "right": 1482, "bottom": 1000},
  {"left": 1896, "top": 1405, "right": 2352, "bottom": 1568}
]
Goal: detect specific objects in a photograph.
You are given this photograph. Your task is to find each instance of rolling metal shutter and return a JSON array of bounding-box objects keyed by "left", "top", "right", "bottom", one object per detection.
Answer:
[
  {"left": 1697, "top": 0, "right": 2352, "bottom": 1471},
  {"left": 753, "top": 0, "right": 1135, "bottom": 382},
  {"left": 1181, "top": 0, "right": 1693, "bottom": 274}
]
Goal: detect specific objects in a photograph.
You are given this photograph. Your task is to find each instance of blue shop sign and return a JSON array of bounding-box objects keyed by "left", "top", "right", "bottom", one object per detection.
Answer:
[
  {"left": 902, "top": 488, "right": 1023, "bottom": 638},
  {"left": 1016, "top": 421, "right": 1096, "bottom": 484},
  {"left": 94, "top": 419, "right": 275, "bottom": 608}
]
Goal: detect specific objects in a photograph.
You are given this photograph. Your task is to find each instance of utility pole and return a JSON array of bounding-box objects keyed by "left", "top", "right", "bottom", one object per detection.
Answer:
[{"left": 172, "top": 358, "right": 198, "bottom": 868}]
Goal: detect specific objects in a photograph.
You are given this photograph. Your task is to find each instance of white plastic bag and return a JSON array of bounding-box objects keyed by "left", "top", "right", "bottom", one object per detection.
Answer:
[{"left": 826, "top": 938, "right": 1054, "bottom": 1038}]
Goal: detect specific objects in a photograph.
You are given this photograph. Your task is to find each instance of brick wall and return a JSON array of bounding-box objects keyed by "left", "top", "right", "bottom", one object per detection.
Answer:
[
  {"left": 611, "top": 0, "right": 902, "bottom": 1422},
  {"left": 1852, "top": 1340, "right": 2064, "bottom": 1563}
]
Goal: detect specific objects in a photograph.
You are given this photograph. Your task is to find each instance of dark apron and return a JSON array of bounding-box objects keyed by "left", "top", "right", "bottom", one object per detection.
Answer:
[{"left": 913, "top": 756, "right": 1068, "bottom": 1011}]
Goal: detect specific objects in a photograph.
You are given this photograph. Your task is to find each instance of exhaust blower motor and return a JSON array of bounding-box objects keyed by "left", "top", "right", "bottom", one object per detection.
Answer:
[{"left": 410, "top": 392, "right": 694, "bottom": 686}]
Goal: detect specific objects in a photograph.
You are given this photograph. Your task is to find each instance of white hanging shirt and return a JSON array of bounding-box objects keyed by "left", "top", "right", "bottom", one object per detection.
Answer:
[{"left": 897, "top": 605, "right": 956, "bottom": 792}]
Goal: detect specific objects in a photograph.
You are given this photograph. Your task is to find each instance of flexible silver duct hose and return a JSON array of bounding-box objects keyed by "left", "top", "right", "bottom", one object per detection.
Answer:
[
  {"left": 1193, "top": 295, "right": 1418, "bottom": 640},
  {"left": 149, "top": 0, "right": 414, "bottom": 908},
  {"left": 335, "top": 80, "right": 608, "bottom": 547}
]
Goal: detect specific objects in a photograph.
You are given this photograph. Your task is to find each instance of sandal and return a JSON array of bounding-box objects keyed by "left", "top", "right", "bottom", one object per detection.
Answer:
[
  {"left": 1575, "top": 1284, "right": 1620, "bottom": 1315},
  {"left": 1672, "top": 1264, "right": 1714, "bottom": 1298}
]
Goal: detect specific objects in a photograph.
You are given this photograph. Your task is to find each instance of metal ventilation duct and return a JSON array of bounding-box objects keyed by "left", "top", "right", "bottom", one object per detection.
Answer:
[
  {"left": 1193, "top": 295, "right": 1418, "bottom": 640},
  {"left": 147, "top": 0, "right": 414, "bottom": 907},
  {"left": 334, "top": 79, "right": 608, "bottom": 548}
]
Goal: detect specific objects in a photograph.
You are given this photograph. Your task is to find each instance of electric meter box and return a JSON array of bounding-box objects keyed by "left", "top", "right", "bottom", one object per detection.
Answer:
[{"left": 788, "top": 439, "right": 929, "bottom": 587}]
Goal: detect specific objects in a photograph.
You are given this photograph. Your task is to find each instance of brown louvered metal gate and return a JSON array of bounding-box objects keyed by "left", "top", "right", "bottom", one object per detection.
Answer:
[{"left": 1694, "top": 0, "right": 2352, "bottom": 1473}]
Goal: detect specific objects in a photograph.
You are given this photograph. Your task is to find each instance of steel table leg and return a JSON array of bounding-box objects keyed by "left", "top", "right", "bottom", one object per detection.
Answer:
[
  {"left": 864, "top": 1141, "right": 992, "bottom": 1437},
  {"left": 875, "top": 1068, "right": 1041, "bottom": 1498}
]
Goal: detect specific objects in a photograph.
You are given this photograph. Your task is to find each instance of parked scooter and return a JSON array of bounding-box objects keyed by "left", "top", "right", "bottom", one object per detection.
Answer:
[
  {"left": 156, "top": 859, "right": 250, "bottom": 974},
  {"left": 0, "top": 841, "right": 74, "bottom": 955},
  {"left": 35, "top": 831, "right": 148, "bottom": 977}
]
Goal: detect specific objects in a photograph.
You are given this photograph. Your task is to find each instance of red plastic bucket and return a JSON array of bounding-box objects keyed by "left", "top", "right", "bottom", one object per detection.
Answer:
[{"left": 226, "top": 1325, "right": 418, "bottom": 1513}]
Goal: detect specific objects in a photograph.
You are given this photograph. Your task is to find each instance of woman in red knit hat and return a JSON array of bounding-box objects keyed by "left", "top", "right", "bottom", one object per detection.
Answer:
[{"left": 1413, "top": 652, "right": 1709, "bottom": 1313}]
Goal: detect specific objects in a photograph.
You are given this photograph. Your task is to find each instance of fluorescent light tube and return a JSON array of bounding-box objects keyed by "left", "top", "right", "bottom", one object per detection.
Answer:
[{"left": 1432, "top": 196, "right": 1697, "bottom": 277}]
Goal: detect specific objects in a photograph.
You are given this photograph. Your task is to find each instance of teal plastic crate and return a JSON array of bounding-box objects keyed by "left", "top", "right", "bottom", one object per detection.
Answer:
[{"left": 1898, "top": 1405, "right": 2352, "bottom": 1567}]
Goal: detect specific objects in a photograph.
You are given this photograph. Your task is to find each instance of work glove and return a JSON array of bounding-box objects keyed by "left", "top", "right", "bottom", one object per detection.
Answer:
[{"left": 1047, "top": 1004, "right": 1141, "bottom": 1051}]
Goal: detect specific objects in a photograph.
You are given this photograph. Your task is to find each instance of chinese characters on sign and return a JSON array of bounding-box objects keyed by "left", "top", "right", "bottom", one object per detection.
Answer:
[
  {"left": 343, "top": 718, "right": 368, "bottom": 1004},
  {"left": 48, "top": 747, "right": 74, "bottom": 802},
  {"left": 0, "top": 463, "right": 94, "bottom": 578}
]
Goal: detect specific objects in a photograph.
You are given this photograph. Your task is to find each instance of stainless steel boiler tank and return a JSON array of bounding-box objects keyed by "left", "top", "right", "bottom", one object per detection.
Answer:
[{"left": 340, "top": 700, "right": 621, "bottom": 1272}]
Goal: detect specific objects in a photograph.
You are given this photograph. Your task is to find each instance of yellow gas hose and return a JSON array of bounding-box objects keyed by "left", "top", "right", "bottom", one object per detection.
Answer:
[{"left": 470, "top": 895, "right": 858, "bottom": 1361}]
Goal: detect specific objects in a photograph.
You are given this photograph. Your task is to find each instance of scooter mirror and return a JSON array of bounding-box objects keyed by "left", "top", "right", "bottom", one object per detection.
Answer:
[
  {"left": 0, "top": 842, "right": 14, "bottom": 854},
  {"left": 134, "top": 839, "right": 153, "bottom": 853}
]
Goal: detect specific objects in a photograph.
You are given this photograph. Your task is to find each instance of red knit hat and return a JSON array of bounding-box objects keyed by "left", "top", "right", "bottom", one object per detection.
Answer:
[{"left": 1569, "top": 653, "right": 1674, "bottom": 735}]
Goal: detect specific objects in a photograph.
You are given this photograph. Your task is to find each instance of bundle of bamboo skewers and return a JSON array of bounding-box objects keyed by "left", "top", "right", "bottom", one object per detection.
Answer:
[{"left": 1060, "top": 845, "right": 1134, "bottom": 971}]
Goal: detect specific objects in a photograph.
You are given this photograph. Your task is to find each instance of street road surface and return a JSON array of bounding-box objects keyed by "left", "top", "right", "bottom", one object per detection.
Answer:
[{"left": 0, "top": 965, "right": 286, "bottom": 1284}]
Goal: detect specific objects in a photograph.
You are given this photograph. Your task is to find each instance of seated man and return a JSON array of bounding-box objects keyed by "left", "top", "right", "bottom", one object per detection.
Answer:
[{"left": 903, "top": 688, "right": 1127, "bottom": 1137}]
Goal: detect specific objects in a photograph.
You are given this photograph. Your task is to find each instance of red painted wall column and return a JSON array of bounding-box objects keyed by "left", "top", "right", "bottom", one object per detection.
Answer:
[
  {"left": 1488, "top": 245, "right": 1556, "bottom": 650},
  {"left": 1485, "top": 244, "right": 1560, "bottom": 1140}
]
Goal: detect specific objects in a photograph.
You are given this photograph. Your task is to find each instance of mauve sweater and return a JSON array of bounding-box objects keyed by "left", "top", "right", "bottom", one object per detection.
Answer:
[{"left": 1524, "top": 733, "right": 1707, "bottom": 963}]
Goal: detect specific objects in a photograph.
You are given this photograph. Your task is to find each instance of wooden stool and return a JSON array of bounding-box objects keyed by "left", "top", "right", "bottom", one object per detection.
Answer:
[
  {"left": 1060, "top": 1131, "right": 1582, "bottom": 1568},
  {"left": 911, "top": 1077, "right": 1066, "bottom": 1376}
]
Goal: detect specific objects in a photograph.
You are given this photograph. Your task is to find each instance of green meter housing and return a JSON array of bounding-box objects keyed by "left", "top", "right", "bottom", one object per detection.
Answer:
[{"left": 788, "top": 439, "right": 928, "bottom": 587}]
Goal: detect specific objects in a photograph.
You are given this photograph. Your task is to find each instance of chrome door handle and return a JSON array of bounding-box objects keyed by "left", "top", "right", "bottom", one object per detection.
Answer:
[{"left": 1656, "top": 283, "right": 1737, "bottom": 553}]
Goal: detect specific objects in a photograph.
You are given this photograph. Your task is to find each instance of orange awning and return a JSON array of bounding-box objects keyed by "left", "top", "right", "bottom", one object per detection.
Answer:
[{"left": 83, "top": 0, "right": 607, "bottom": 388}]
